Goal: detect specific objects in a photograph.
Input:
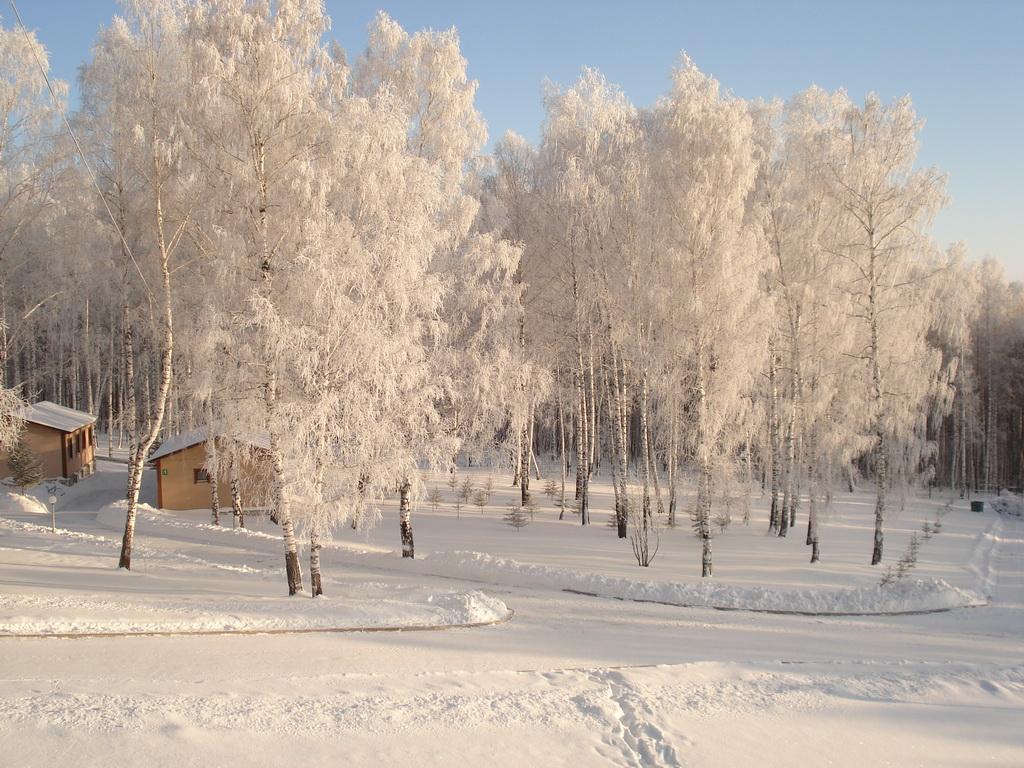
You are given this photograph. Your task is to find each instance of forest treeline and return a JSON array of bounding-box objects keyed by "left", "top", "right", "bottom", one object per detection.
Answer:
[{"left": 2, "top": 1, "right": 1022, "bottom": 592}]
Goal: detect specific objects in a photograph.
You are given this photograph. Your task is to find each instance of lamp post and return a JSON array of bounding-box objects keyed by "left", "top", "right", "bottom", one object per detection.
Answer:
[{"left": 45, "top": 484, "right": 64, "bottom": 533}]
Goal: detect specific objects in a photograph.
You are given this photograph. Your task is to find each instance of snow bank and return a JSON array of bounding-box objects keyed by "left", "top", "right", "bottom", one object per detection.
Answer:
[
  {"left": 422, "top": 551, "right": 986, "bottom": 615},
  {"left": 427, "top": 590, "right": 510, "bottom": 624},
  {"left": 0, "top": 589, "right": 509, "bottom": 636},
  {"left": 96, "top": 499, "right": 161, "bottom": 530},
  {"left": 0, "top": 489, "right": 49, "bottom": 517}
]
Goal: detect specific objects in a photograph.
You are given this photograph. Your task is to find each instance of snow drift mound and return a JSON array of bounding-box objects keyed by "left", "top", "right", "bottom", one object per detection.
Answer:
[
  {"left": 423, "top": 551, "right": 985, "bottom": 615},
  {"left": 0, "top": 588, "right": 510, "bottom": 636},
  {"left": 0, "top": 490, "right": 49, "bottom": 518},
  {"left": 96, "top": 499, "right": 161, "bottom": 530}
]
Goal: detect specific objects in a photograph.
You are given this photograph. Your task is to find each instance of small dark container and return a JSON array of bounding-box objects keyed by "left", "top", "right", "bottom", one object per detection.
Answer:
[{"left": 971, "top": 500, "right": 984, "bottom": 513}]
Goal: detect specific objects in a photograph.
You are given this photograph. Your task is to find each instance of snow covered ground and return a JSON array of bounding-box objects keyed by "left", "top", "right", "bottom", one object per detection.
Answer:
[
  {"left": 0, "top": 460, "right": 1021, "bottom": 766},
  {"left": 0, "top": 467, "right": 509, "bottom": 636}
]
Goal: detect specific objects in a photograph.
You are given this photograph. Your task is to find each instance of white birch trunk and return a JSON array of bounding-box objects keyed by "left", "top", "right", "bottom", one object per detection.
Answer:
[
  {"left": 399, "top": 478, "right": 414, "bottom": 558},
  {"left": 119, "top": 139, "right": 175, "bottom": 570}
]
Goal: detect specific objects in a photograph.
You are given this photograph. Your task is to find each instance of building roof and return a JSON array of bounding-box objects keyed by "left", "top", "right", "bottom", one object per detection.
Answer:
[
  {"left": 23, "top": 401, "right": 96, "bottom": 433},
  {"left": 148, "top": 427, "right": 271, "bottom": 463}
]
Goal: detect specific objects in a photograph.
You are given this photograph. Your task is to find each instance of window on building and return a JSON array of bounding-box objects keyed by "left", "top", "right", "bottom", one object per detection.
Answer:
[
  {"left": 194, "top": 468, "right": 210, "bottom": 484},
  {"left": 67, "top": 439, "right": 73, "bottom": 459}
]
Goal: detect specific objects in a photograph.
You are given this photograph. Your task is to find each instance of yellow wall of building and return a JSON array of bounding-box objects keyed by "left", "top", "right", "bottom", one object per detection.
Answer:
[
  {"left": 62, "top": 425, "right": 95, "bottom": 479},
  {"left": 154, "top": 441, "right": 272, "bottom": 511},
  {"left": 0, "top": 422, "right": 95, "bottom": 480}
]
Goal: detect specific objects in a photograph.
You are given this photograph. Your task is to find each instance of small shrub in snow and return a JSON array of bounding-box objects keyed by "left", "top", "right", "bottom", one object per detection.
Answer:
[
  {"left": 483, "top": 476, "right": 494, "bottom": 502},
  {"left": 629, "top": 503, "right": 659, "bottom": 568},
  {"left": 504, "top": 504, "right": 529, "bottom": 531},
  {"left": 447, "top": 472, "right": 458, "bottom": 493}
]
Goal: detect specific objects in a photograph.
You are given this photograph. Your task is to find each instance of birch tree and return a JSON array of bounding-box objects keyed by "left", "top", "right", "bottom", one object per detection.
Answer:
[
  {"left": 79, "top": 1, "right": 195, "bottom": 571},
  {"left": 649, "top": 57, "right": 765, "bottom": 576},
  {"left": 0, "top": 19, "right": 63, "bottom": 429},
  {"left": 823, "top": 93, "right": 945, "bottom": 564},
  {"left": 186, "top": 0, "right": 342, "bottom": 592},
  {"left": 355, "top": 13, "right": 524, "bottom": 554}
]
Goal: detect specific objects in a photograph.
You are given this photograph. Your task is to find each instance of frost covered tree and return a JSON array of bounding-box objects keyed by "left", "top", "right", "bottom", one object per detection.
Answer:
[
  {"left": 353, "top": 13, "right": 524, "bottom": 557},
  {"left": 647, "top": 58, "right": 765, "bottom": 576},
  {"left": 184, "top": 0, "right": 346, "bottom": 593},
  {"left": 0, "top": 18, "right": 65, "bottom": 379},
  {"left": 822, "top": 93, "right": 946, "bottom": 564},
  {"left": 750, "top": 88, "right": 864, "bottom": 559},
  {"left": 76, "top": 0, "right": 197, "bottom": 571},
  {"left": 529, "top": 70, "right": 640, "bottom": 527},
  {"left": 0, "top": 19, "right": 60, "bottom": 436},
  {"left": 922, "top": 245, "right": 977, "bottom": 499},
  {"left": 6, "top": 0, "right": 1023, "bottom": 587}
]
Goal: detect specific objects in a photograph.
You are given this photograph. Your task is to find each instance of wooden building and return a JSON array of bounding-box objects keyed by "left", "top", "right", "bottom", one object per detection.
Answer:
[
  {"left": 149, "top": 428, "right": 272, "bottom": 511},
  {"left": 0, "top": 401, "right": 96, "bottom": 481}
]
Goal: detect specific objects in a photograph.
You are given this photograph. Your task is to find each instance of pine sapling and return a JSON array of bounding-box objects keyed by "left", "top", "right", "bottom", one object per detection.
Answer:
[
  {"left": 8, "top": 437, "right": 43, "bottom": 492},
  {"left": 525, "top": 494, "right": 538, "bottom": 520},
  {"left": 714, "top": 510, "right": 732, "bottom": 535},
  {"left": 879, "top": 564, "right": 897, "bottom": 587},
  {"left": 504, "top": 504, "right": 529, "bottom": 531},
  {"left": 459, "top": 477, "right": 474, "bottom": 507},
  {"left": 427, "top": 487, "right": 442, "bottom": 513},
  {"left": 897, "top": 533, "right": 921, "bottom": 578},
  {"left": 472, "top": 489, "right": 487, "bottom": 514},
  {"left": 880, "top": 533, "right": 921, "bottom": 586},
  {"left": 543, "top": 479, "right": 557, "bottom": 500}
]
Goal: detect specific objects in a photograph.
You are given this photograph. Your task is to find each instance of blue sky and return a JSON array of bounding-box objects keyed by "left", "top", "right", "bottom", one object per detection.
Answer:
[{"left": 9, "top": 0, "right": 1024, "bottom": 279}]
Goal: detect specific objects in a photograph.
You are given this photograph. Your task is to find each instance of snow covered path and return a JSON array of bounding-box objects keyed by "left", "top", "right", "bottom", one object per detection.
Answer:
[{"left": 0, "top": 463, "right": 1021, "bottom": 765}]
